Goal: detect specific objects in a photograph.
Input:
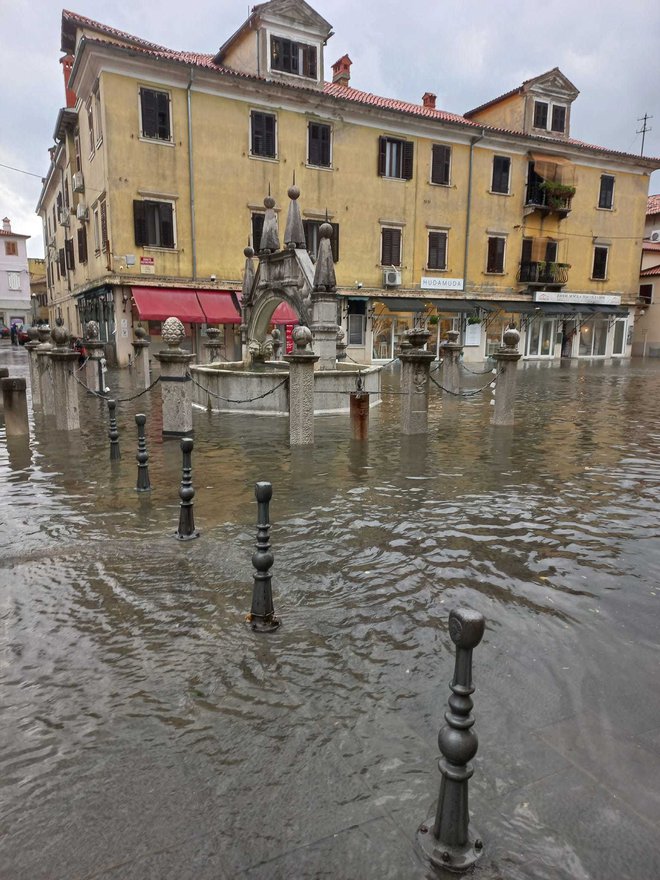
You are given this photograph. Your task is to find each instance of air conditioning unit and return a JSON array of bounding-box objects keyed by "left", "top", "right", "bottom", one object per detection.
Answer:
[
  {"left": 76, "top": 203, "right": 88, "bottom": 222},
  {"left": 650, "top": 230, "right": 660, "bottom": 242},
  {"left": 59, "top": 213, "right": 70, "bottom": 228},
  {"left": 383, "top": 268, "right": 402, "bottom": 287},
  {"left": 72, "top": 171, "right": 85, "bottom": 193}
]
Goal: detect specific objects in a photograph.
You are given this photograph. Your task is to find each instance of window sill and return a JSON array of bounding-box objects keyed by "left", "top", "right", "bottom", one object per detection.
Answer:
[
  {"left": 249, "top": 153, "right": 278, "bottom": 163},
  {"left": 484, "top": 271, "right": 506, "bottom": 276},
  {"left": 425, "top": 267, "right": 448, "bottom": 273},
  {"left": 590, "top": 277, "right": 608, "bottom": 282},
  {"left": 429, "top": 181, "right": 453, "bottom": 188},
  {"left": 143, "top": 246, "right": 179, "bottom": 253},
  {"left": 596, "top": 206, "right": 615, "bottom": 212},
  {"left": 488, "top": 190, "right": 512, "bottom": 196},
  {"left": 305, "top": 162, "right": 333, "bottom": 172},
  {"left": 138, "top": 136, "right": 174, "bottom": 147},
  {"left": 380, "top": 175, "right": 409, "bottom": 182}
]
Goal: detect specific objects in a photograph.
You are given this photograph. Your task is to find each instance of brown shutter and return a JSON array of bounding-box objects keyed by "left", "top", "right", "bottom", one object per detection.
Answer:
[
  {"left": 59, "top": 247, "right": 66, "bottom": 275},
  {"left": 382, "top": 228, "right": 401, "bottom": 266},
  {"left": 133, "top": 200, "right": 146, "bottom": 246},
  {"left": 252, "top": 213, "right": 265, "bottom": 250},
  {"left": 378, "top": 136, "right": 387, "bottom": 176},
  {"left": 402, "top": 141, "right": 414, "bottom": 180},
  {"left": 100, "top": 199, "right": 108, "bottom": 252},
  {"left": 431, "top": 145, "right": 451, "bottom": 185},
  {"left": 160, "top": 202, "right": 174, "bottom": 248},
  {"left": 77, "top": 226, "right": 88, "bottom": 263}
]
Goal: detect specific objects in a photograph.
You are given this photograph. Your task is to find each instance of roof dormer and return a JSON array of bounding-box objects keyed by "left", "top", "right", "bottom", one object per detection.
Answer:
[
  {"left": 214, "top": 0, "right": 334, "bottom": 91},
  {"left": 465, "top": 68, "right": 579, "bottom": 140}
]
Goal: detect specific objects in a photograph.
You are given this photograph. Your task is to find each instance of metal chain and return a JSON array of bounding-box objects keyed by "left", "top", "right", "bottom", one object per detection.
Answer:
[
  {"left": 428, "top": 371, "right": 499, "bottom": 398},
  {"left": 187, "top": 372, "right": 289, "bottom": 404},
  {"left": 70, "top": 370, "right": 161, "bottom": 402},
  {"left": 459, "top": 360, "right": 496, "bottom": 376},
  {"left": 74, "top": 356, "right": 89, "bottom": 373}
]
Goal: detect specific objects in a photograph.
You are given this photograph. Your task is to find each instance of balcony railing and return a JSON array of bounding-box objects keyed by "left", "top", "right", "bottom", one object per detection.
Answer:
[
  {"left": 518, "top": 261, "right": 570, "bottom": 286},
  {"left": 525, "top": 182, "right": 574, "bottom": 215}
]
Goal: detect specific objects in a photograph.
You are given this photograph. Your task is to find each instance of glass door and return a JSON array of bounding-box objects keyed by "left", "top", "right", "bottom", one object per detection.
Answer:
[{"left": 525, "top": 317, "right": 556, "bottom": 357}]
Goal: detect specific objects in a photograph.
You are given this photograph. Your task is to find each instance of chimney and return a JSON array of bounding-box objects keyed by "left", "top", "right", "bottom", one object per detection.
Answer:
[
  {"left": 60, "top": 54, "right": 77, "bottom": 109},
  {"left": 422, "top": 92, "right": 436, "bottom": 110},
  {"left": 2, "top": 218, "right": 11, "bottom": 233},
  {"left": 332, "top": 54, "right": 352, "bottom": 86}
]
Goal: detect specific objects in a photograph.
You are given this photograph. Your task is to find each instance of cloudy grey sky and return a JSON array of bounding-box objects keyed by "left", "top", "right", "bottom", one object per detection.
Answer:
[{"left": 1, "top": 0, "right": 659, "bottom": 257}]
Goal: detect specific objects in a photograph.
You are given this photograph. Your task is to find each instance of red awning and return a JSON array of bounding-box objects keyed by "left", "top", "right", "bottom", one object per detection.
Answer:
[
  {"left": 197, "top": 291, "right": 241, "bottom": 324},
  {"left": 131, "top": 287, "right": 206, "bottom": 324},
  {"left": 272, "top": 301, "right": 299, "bottom": 324}
]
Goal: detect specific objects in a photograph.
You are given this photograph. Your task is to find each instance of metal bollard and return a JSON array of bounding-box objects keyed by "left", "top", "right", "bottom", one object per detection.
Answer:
[
  {"left": 175, "top": 437, "right": 200, "bottom": 540},
  {"left": 107, "top": 399, "right": 120, "bottom": 461},
  {"left": 246, "top": 481, "right": 280, "bottom": 633},
  {"left": 135, "top": 413, "right": 150, "bottom": 492},
  {"left": 417, "top": 607, "right": 485, "bottom": 873},
  {"left": 350, "top": 374, "right": 369, "bottom": 440}
]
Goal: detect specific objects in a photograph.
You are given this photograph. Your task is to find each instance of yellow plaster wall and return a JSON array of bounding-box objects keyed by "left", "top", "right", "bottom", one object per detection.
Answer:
[
  {"left": 220, "top": 29, "right": 259, "bottom": 76},
  {"left": 468, "top": 94, "right": 526, "bottom": 133}
]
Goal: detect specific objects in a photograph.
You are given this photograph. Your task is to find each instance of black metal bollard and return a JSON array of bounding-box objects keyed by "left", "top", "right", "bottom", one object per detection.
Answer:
[
  {"left": 107, "top": 399, "right": 121, "bottom": 461},
  {"left": 246, "top": 481, "right": 280, "bottom": 633},
  {"left": 135, "top": 413, "right": 151, "bottom": 492},
  {"left": 417, "top": 607, "right": 485, "bottom": 873},
  {"left": 175, "top": 437, "right": 200, "bottom": 540}
]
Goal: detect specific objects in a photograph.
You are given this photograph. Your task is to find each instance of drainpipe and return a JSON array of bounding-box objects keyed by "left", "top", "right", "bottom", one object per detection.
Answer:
[
  {"left": 187, "top": 68, "right": 197, "bottom": 280},
  {"left": 462, "top": 130, "right": 485, "bottom": 296}
]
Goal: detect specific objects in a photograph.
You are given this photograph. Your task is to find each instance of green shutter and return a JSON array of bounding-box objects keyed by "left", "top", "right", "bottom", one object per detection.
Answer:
[{"left": 134, "top": 200, "right": 147, "bottom": 246}]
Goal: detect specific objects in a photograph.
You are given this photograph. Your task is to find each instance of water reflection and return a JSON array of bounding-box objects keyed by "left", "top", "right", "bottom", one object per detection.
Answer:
[{"left": 2, "top": 350, "right": 660, "bottom": 878}]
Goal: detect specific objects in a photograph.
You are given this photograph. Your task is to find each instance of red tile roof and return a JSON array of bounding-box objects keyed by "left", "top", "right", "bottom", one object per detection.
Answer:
[
  {"left": 0, "top": 229, "right": 29, "bottom": 238},
  {"left": 63, "top": 14, "right": 660, "bottom": 166},
  {"left": 647, "top": 194, "right": 660, "bottom": 216},
  {"left": 641, "top": 264, "right": 660, "bottom": 277}
]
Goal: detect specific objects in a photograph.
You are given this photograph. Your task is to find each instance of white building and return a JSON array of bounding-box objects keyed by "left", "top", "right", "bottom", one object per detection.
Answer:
[{"left": 0, "top": 218, "right": 31, "bottom": 328}]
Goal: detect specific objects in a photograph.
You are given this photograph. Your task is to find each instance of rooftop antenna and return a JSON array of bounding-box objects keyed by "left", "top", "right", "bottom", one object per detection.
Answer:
[{"left": 637, "top": 113, "right": 653, "bottom": 157}]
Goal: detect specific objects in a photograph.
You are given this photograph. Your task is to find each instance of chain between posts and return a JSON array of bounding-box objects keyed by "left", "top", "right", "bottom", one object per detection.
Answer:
[
  {"left": 70, "top": 370, "right": 161, "bottom": 402},
  {"left": 459, "top": 360, "right": 496, "bottom": 376},
  {"left": 187, "top": 372, "right": 289, "bottom": 404},
  {"left": 429, "top": 370, "right": 500, "bottom": 398}
]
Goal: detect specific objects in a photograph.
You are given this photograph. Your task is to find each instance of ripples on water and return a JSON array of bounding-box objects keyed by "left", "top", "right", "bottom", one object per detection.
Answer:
[{"left": 2, "top": 355, "right": 660, "bottom": 878}]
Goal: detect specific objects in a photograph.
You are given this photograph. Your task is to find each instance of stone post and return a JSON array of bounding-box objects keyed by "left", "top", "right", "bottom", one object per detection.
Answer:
[
  {"left": 135, "top": 413, "right": 151, "bottom": 491},
  {"left": 35, "top": 326, "right": 55, "bottom": 417},
  {"left": 440, "top": 329, "right": 463, "bottom": 396},
  {"left": 24, "top": 326, "right": 41, "bottom": 408},
  {"left": 84, "top": 320, "right": 107, "bottom": 395},
  {"left": 336, "top": 328, "right": 347, "bottom": 362},
  {"left": 0, "top": 367, "right": 8, "bottom": 412},
  {"left": 284, "top": 325, "right": 319, "bottom": 446},
  {"left": 1, "top": 378, "right": 29, "bottom": 437},
  {"left": 311, "top": 220, "right": 339, "bottom": 370},
  {"left": 48, "top": 325, "right": 81, "bottom": 431},
  {"left": 417, "top": 608, "right": 485, "bottom": 873},
  {"left": 175, "top": 437, "right": 200, "bottom": 540},
  {"left": 271, "top": 328, "right": 283, "bottom": 361},
  {"left": 350, "top": 378, "right": 369, "bottom": 440},
  {"left": 131, "top": 325, "right": 151, "bottom": 390},
  {"left": 491, "top": 324, "right": 522, "bottom": 427},
  {"left": 204, "top": 326, "right": 223, "bottom": 364},
  {"left": 399, "top": 328, "right": 435, "bottom": 435},
  {"left": 153, "top": 317, "right": 195, "bottom": 436}
]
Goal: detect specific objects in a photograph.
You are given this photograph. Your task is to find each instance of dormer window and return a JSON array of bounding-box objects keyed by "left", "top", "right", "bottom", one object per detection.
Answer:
[
  {"left": 270, "top": 35, "right": 317, "bottom": 78},
  {"left": 533, "top": 99, "right": 567, "bottom": 134}
]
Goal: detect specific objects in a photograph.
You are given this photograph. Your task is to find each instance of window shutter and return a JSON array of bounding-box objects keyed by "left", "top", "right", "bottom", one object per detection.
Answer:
[
  {"left": 308, "top": 124, "right": 320, "bottom": 166},
  {"left": 599, "top": 176, "right": 614, "bottom": 209},
  {"left": 431, "top": 145, "right": 450, "bottom": 185},
  {"left": 59, "top": 247, "right": 66, "bottom": 276},
  {"left": 100, "top": 199, "right": 108, "bottom": 251},
  {"left": 382, "top": 228, "right": 401, "bottom": 266},
  {"left": 252, "top": 213, "right": 265, "bottom": 250},
  {"left": 521, "top": 238, "right": 533, "bottom": 264},
  {"left": 160, "top": 203, "right": 174, "bottom": 248},
  {"left": 402, "top": 141, "right": 414, "bottom": 180},
  {"left": 551, "top": 105, "right": 566, "bottom": 133},
  {"left": 157, "top": 91, "right": 170, "bottom": 140},
  {"left": 534, "top": 101, "right": 548, "bottom": 129},
  {"left": 77, "top": 227, "right": 88, "bottom": 264},
  {"left": 140, "top": 89, "right": 156, "bottom": 138},
  {"left": 134, "top": 200, "right": 147, "bottom": 246},
  {"left": 378, "top": 136, "right": 387, "bottom": 176},
  {"left": 65, "top": 238, "right": 75, "bottom": 271},
  {"left": 428, "top": 232, "right": 446, "bottom": 269}
]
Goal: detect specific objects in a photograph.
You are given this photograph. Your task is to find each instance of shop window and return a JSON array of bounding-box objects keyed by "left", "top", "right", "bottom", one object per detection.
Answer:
[
  {"left": 140, "top": 88, "right": 171, "bottom": 141},
  {"left": 347, "top": 299, "right": 366, "bottom": 345},
  {"left": 378, "top": 136, "right": 414, "bottom": 180}
]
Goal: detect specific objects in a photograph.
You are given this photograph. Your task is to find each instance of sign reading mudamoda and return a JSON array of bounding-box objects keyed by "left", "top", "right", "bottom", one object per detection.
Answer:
[
  {"left": 534, "top": 291, "right": 621, "bottom": 305},
  {"left": 420, "top": 277, "right": 464, "bottom": 291}
]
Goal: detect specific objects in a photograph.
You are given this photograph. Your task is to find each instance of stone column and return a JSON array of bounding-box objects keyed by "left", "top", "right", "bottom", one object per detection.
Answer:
[
  {"left": 24, "top": 327, "right": 41, "bottom": 408},
  {"left": 84, "top": 320, "right": 107, "bottom": 395},
  {"left": 284, "top": 325, "right": 319, "bottom": 446},
  {"left": 48, "top": 325, "right": 81, "bottom": 431},
  {"left": 311, "top": 221, "right": 339, "bottom": 371},
  {"left": 203, "top": 326, "right": 223, "bottom": 365},
  {"left": 399, "top": 328, "right": 435, "bottom": 435},
  {"left": 440, "top": 329, "right": 463, "bottom": 396},
  {"left": 0, "top": 367, "right": 9, "bottom": 412},
  {"left": 153, "top": 317, "right": 195, "bottom": 436},
  {"left": 35, "top": 326, "right": 55, "bottom": 417},
  {"left": 491, "top": 324, "right": 522, "bottom": 427},
  {"left": 1, "top": 378, "right": 29, "bottom": 436},
  {"left": 131, "top": 325, "right": 152, "bottom": 390}
]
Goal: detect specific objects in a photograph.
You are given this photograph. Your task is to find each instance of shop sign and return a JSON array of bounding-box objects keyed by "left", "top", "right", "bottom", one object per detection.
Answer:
[
  {"left": 140, "top": 257, "right": 155, "bottom": 275},
  {"left": 534, "top": 291, "right": 621, "bottom": 305},
  {"left": 420, "top": 277, "right": 464, "bottom": 291}
]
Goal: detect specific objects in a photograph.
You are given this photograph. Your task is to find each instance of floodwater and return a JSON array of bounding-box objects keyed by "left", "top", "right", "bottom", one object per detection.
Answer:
[{"left": 1, "top": 343, "right": 660, "bottom": 880}]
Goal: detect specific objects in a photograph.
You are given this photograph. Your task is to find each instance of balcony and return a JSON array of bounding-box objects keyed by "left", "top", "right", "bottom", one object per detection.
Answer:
[
  {"left": 518, "top": 260, "right": 570, "bottom": 287},
  {"left": 525, "top": 181, "right": 575, "bottom": 218}
]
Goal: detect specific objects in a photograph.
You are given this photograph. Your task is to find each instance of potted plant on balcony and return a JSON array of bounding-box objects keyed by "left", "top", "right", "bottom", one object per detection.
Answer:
[
  {"left": 467, "top": 313, "right": 481, "bottom": 325},
  {"left": 540, "top": 181, "right": 576, "bottom": 210}
]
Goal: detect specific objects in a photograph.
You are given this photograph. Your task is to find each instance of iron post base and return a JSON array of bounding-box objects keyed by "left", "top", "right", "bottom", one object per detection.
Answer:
[
  {"left": 246, "top": 614, "right": 281, "bottom": 633},
  {"left": 417, "top": 812, "right": 483, "bottom": 874},
  {"left": 175, "top": 530, "right": 200, "bottom": 541}
]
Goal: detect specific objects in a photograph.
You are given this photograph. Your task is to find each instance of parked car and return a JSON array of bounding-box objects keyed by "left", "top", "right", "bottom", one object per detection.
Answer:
[
  {"left": 0, "top": 324, "right": 9, "bottom": 338},
  {"left": 17, "top": 326, "right": 30, "bottom": 345}
]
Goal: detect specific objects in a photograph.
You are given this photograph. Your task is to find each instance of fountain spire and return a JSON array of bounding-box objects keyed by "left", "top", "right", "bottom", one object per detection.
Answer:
[
  {"left": 259, "top": 190, "right": 280, "bottom": 253},
  {"left": 241, "top": 243, "right": 256, "bottom": 308},
  {"left": 313, "top": 218, "right": 336, "bottom": 291},
  {"left": 284, "top": 178, "right": 306, "bottom": 249}
]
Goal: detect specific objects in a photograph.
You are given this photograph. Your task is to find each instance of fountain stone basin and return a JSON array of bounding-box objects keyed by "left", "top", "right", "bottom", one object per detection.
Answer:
[{"left": 190, "top": 361, "right": 382, "bottom": 415}]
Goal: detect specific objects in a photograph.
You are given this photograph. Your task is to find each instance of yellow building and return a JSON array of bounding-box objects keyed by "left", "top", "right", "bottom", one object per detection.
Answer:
[{"left": 37, "top": 0, "right": 660, "bottom": 366}]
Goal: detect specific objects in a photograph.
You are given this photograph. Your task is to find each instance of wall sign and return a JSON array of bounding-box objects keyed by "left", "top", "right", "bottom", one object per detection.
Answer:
[
  {"left": 140, "top": 257, "right": 155, "bottom": 275},
  {"left": 534, "top": 291, "right": 621, "bottom": 305},
  {"left": 420, "top": 277, "right": 464, "bottom": 291},
  {"left": 464, "top": 323, "right": 481, "bottom": 346}
]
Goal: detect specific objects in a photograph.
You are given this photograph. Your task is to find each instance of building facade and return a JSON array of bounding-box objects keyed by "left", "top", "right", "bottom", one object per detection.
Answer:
[
  {"left": 37, "top": 0, "right": 660, "bottom": 365},
  {"left": 0, "top": 218, "right": 31, "bottom": 330}
]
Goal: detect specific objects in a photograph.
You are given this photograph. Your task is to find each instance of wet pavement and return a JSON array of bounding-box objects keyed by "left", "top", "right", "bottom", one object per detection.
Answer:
[{"left": 1, "top": 339, "right": 660, "bottom": 879}]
